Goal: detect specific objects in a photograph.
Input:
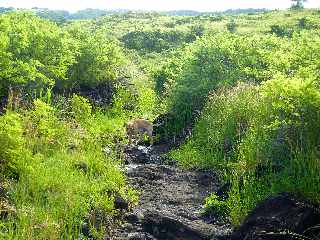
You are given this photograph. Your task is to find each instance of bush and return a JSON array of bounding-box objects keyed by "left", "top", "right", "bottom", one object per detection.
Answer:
[
  {"left": 159, "top": 33, "right": 285, "bottom": 135},
  {"left": 0, "top": 112, "right": 25, "bottom": 178},
  {"left": 157, "top": 29, "right": 320, "bottom": 137},
  {"left": 0, "top": 12, "right": 76, "bottom": 97},
  {"left": 204, "top": 193, "right": 230, "bottom": 218},
  {"left": 63, "top": 25, "right": 126, "bottom": 91},
  {"left": 71, "top": 94, "right": 92, "bottom": 123},
  {"left": 0, "top": 97, "right": 134, "bottom": 239},
  {"left": 171, "top": 83, "right": 259, "bottom": 169},
  {"left": 173, "top": 76, "right": 320, "bottom": 224},
  {"left": 121, "top": 28, "right": 197, "bottom": 53},
  {"left": 270, "top": 24, "right": 294, "bottom": 37}
]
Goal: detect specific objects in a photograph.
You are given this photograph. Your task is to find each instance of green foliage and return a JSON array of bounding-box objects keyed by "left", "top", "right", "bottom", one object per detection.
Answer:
[
  {"left": 0, "top": 12, "right": 76, "bottom": 97},
  {"left": 71, "top": 94, "right": 93, "bottom": 123},
  {"left": 157, "top": 27, "right": 320, "bottom": 135},
  {"left": 270, "top": 24, "right": 294, "bottom": 37},
  {"left": 0, "top": 97, "right": 133, "bottom": 239},
  {"left": 153, "top": 50, "right": 186, "bottom": 96},
  {"left": 35, "top": 9, "right": 70, "bottom": 24},
  {"left": 1, "top": 7, "right": 320, "bottom": 238},
  {"left": 69, "top": 8, "right": 109, "bottom": 20},
  {"left": 172, "top": 83, "right": 259, "bottom": 169},
  {"left": 0, "top": 112, "right": 25, "bottom": 178},
  {"left": 157, "top": 33, "right": 280, "bottom": 134},
  {"left": 64, "top": 24, "right": 126, "bottom": 91},
  {"left": 204, "top": 193, "right": 230, "bottom": 218},
  {"left": 168, "top": 21, "right": 320, "bottom": 225},
  {"left": 121, "top": 28, "right": 198, "bottom": 53},
  {"left": 173, "top": 76, "right": 320, "bottom": 224}
]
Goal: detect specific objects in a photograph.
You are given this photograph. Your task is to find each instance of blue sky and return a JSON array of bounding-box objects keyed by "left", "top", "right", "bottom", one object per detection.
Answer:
[{"left": 1, "top": 0, "right": 319, "bottom": 12}]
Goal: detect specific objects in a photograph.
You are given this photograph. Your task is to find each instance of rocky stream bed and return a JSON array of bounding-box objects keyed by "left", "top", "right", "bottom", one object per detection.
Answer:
[
  {"left": 111, "top": 144, "right": 232, "bottom": 240},
  {"left": 109, "top": 143, "right": 320, "bottom": 240}
]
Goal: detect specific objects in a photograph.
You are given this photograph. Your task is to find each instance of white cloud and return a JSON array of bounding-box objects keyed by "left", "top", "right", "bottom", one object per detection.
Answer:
[{"left": 1, "top": 0, "right": 319, "bottom": 12}]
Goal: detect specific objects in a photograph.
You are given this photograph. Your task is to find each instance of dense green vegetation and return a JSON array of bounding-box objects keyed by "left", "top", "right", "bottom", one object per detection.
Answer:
[
  {"left": 166, "top": 10, "right": 320, "bottom": 224},
  {"left": 0, "top": 11, "right": 153, "bottom": 239},
  {"left": 1, "top": 6, "right": 320, "bottom": 239}
]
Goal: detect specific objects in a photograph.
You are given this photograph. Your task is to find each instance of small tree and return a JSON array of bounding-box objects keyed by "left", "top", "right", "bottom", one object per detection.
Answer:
[{"left": 291, "top": 0, "right": 307, "bottom": 9}]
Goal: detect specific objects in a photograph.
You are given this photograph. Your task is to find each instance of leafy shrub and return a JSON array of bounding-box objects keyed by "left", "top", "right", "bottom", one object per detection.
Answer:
[
  {"left": 0, "top": 112, "right": 25, "bottom": 178},
  {"left": 270, "top": 24, "right": 294, "bottom": 37},
  {"left": 171, "top": 83, "right": 259, "bottom": 168},
  {"left": 229, "top": 77, "right": 320, "bottom": 223},
  {"left": 71, "top": 94, "right": 92, "bottom": 123},
  {"left": 0, "top": 98, "right": 132, "bottom": 239},
  {"left": 121, "top": 28, "right": 197, "bottom": 53},
  {"left": 204, "top": 193, "right": 230, "bottom": 218},
  {"left": 0, "top": 12, "right": 76, "bottom": 97},
  {"left": 209, "top": 16, "right": 224, "bottom": 22},
  {"left": 298, "top": 16, "right": 320, "bottom": 30},
  {"left": 64, "top": 25, "right": 126, "bottom": 91},
  {"left": 159, "top": 33, "right": 284, "bottom": 135},
  {"left": 157, "top": 29, "right": 320, "bottom": 137},
  {"left": 153, "top": 49, "right": 187, "bottom": 96}
]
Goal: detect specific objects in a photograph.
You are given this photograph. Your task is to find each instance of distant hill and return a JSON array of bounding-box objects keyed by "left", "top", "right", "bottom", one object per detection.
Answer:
[
  {"left": 0, "top": 7, "right": 14, "bottom": 14},
  {"left": 215, "top": 8, "right": 269, "bottom": 15},
  {"left": 0, "top": 7, "right": 269, "bottom": 22},
  {"left": 164, "top": 8, "right": 268, "bottom": 16}
]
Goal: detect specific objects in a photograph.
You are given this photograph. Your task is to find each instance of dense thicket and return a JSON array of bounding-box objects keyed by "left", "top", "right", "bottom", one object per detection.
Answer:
[
  {"left": 121, "top": 28, "right": 202, "bottom": 53},
  {"left": 0, "top": 11, "right": 149, "bottom": 239},
  {"left": 0, "top": 12, "right": 76, "bottom": 98},
  {"left": 0, "top": 12, "right": 131, "bottom": 107},
  {"left": 155, "top": 28, "right": 320, "bottom": 133}
]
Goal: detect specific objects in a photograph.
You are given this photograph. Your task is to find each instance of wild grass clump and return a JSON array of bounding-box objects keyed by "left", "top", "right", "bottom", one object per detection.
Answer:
[
  {"left": 171, "top": 83, "right": 259, "bottom": 169},
  {"left": 173, "top": 77, "right": 320, "bottom": 225},
  {"left": 0, "top": 96, "right": 135, "bottom": 240},
  {"left": 204, "top": 193, "right": 230, "bottom": 219}
]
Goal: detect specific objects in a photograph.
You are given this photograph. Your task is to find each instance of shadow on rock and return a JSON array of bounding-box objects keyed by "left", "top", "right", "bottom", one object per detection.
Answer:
[{"left": 231, "top": 192, "right": 320, "bottom": 240}]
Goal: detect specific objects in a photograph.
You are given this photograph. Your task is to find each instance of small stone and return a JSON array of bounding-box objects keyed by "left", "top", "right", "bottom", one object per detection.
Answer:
[
  {"left": 114, "top": 195, "right": 129, "bottom": 211},
  {"left": 128, "top": 232, "right": 146, "bottom": 240},
  {"left": 125, "top": 213, "right": 139, "bottom": 223},
  {"left": 122, "top": 223, "right": 134, "bottom": 231}
]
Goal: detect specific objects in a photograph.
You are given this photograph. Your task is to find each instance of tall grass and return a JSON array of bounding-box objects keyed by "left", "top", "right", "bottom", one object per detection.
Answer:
[
  {"left": 172, "top": 78, "right": 320, "bottom": 224},
  {"left": 0, "top": 94, "right": 137, "bottom": 239}
]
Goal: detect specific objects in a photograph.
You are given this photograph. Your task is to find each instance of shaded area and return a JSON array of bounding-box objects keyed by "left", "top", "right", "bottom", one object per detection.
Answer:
[{"left": 231, "top": 193, "right": 320, "bottom": 240}]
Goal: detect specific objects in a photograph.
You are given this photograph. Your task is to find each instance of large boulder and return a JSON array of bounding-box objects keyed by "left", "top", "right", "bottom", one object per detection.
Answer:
[{"left": 231, "top": 192, "right": 320, "bottom": 240}]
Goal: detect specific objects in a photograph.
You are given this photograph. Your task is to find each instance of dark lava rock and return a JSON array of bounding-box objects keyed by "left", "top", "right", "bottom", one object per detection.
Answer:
[
  {"left": 125, "top": 145, "right": 151, "bottom": 164},
  {"left": 142, "top": 210, "right": 215, "bottom": 240},
  {"left": 114, "top": 195, "right": 129, "bottom": 211},
  {"left": 230, "top": 192, "right": 320, "bottom": 240},
  {"left": 124, "top": 145, "right": 174, "bottom": 165}
]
